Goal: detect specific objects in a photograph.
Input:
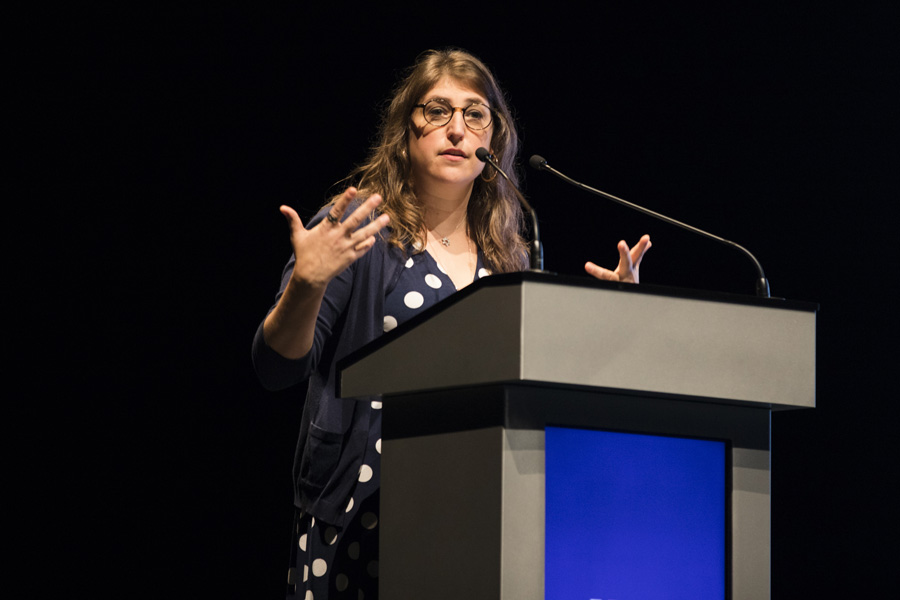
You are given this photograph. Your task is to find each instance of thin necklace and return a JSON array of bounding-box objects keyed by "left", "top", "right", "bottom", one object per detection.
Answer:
[
  {"left": 426, "top": 230, "right": 476, "bottom": 286},
  {"left": 428, "top": 212, "right": 466, "bottom": 247}
]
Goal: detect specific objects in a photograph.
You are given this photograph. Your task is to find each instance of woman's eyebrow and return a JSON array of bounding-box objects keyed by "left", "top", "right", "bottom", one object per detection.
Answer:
[{"left": 425, "top": 96, "right": 489, "bottom": 106}]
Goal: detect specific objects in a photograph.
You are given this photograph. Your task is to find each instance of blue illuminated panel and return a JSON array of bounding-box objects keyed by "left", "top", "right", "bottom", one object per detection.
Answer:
[{"left": 545, "top": 427, "right": 726, "bottom": 600}]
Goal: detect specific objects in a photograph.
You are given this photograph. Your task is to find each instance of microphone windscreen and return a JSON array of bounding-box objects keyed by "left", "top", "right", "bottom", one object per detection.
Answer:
[
  {"left": 475, "top": 147, "right": 490, "bottom": 162},
  {"left": 529, "top": 155, "right": 547, "bottom": 171}
]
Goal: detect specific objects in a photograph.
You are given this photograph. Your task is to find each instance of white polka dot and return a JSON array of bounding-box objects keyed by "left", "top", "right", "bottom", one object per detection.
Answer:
[
  {"left": 324, "top": 527, "right": 338, "bottom": 545},
  {"left": 336, "top": 574, "right": 349, "bottom": 591},
  {"left": 412, "top": 240, "right": 423, "bottom": 251},
  {"left": 299, "top": 533, "right": 307, "bottom": 551},
  {"left": 404, "top": 291, "right": 424, "bottom": 309},
  {"left": 435, "top": 260, "right": 447, "bottom": 274},
  {"left": 478, "top": 267, "right": 490, "bottom": 278},
  {"left": 405, "top": 257, "right": 414, "bottom": 268},
  {"left": 383, "top": 315, "right": 397, "bottom": 332},
  {"left": 361, "top": 512, "right": 378, "bottom": 530},
  {"left": 310, "top": 517, "right": 315, "bottom": 528},
  {"left": 367, "top": 560, "right": 379, "bottom": 578},
  {"left": 425, "top": 273, "right": 442, "bottom": 289},
  {"left": 358, "top": 464, "right": 373, "bottom": 483},
  {"left": 305, "top": 592, "right": 313, "bottom": 600},
  {"left": 312, "top": 558, "right": 328, "bottom": 577},
  {"left": 348, "top": 542, "right": 360, "bottom": 560},
  {"left": 371, "top": 400, "right": 382, "bottom": 409},
  {"left": 303, "top": 565, "right": 309, "bottom": 582},
  {"left": 345, "top": 497, "right": 354, "bottom": 513},
  {"left": 375, "top": 438, "right": 382, "bottom": 454}
]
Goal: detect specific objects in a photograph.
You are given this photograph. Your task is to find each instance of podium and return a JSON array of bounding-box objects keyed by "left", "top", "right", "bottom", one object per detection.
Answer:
[{"left": 338, "top": 272, "right": 816, "bottom": 599}]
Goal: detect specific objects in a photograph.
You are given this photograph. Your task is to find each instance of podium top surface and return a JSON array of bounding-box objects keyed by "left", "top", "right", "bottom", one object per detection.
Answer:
[{"left": 338, "top": 272, "right": 817, "bottom": 409}]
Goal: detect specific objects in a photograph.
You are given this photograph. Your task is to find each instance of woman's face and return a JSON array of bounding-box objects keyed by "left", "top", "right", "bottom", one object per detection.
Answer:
[{"left": 407, "top": 77, "right": 493, "bottom": 195}]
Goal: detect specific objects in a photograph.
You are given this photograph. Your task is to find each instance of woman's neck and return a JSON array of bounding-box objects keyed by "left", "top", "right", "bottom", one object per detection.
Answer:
[
  {"left": 421, "top": 189, "right": 470, "bottom": 234},
  {"left": 418, "top": 181, "right": 472, "bottom": 222}
]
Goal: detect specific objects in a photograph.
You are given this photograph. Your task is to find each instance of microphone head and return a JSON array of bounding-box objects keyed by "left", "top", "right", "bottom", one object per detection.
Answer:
[
  {"left": 475, "top": 147, "right": 491, "bottom": 162},
  {"left": 529, "top": 155, "right": 547, "bottom": 171}
]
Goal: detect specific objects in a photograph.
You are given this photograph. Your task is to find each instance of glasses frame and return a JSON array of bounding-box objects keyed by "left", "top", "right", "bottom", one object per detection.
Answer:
[{"left": 413, "top": 99, "right": 495, "bottom": 131}]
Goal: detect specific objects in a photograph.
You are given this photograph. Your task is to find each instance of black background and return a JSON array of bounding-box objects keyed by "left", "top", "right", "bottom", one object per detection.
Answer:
[{"left": 22, "top": 2, "right": 897, "bottom": 597}]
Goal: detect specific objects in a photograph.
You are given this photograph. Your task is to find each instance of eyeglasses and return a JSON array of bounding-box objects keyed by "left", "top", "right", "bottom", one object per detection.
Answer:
[{"left": 413, "top": 99, "right": 494, "bottom": 130}]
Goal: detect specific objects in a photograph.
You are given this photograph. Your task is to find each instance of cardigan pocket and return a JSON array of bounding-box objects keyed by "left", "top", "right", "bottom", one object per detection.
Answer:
[{"left": 298, "top": 421, "right": 343, "bottom": 493}]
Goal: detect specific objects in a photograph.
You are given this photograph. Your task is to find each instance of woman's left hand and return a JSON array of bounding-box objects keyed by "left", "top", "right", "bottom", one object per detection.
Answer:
[{"left": 584, "top": 234, "right": 652, "bottom": 284}]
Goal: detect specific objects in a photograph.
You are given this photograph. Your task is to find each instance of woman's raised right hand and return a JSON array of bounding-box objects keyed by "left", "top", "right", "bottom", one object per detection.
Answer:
[{"left": 281, "top": 187, "right": 390, "bottom": 288}]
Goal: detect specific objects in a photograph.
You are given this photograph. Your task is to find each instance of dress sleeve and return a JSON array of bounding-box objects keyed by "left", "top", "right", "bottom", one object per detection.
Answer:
[{"left": 250, "top": 204, "right": 370, "bottom": 391}]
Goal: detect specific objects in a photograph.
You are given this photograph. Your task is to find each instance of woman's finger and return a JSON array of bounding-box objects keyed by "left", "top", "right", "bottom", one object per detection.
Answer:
[
  {"left": 280, "top": 205, "right": 305, "bottom": 237},
  {"left": 585, "top": 261, "right": 615, "bottom": 280},
  {"left": 353, "top": 236, "right": 378, "bottom": 253},
  {"left": 341, "top": 193, "right": 383, "bottom": 232},
  {"left": 631, "top": 235, "right": 651, "bottom": 269},
  {"left": 323, "top": 187, "right": 359, "bottom": 227},
  {"left": 617, "top": 240, "right": 634, "bottom": 272},
  {"left": 350, "top": 213, "right": 390, "bottom": 244}
]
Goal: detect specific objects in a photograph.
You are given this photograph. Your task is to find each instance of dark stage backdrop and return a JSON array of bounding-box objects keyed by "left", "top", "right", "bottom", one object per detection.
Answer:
[{"left": 27, "top": 3, "right": 897, "bottom": 598}]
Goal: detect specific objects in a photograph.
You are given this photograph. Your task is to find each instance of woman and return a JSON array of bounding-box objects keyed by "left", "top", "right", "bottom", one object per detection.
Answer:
[{"left": 253, "top": 48, "right": 650, "bottom": 599}]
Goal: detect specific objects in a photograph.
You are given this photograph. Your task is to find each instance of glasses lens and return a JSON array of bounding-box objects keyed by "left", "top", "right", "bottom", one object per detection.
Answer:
[
  {"left": 464, "top": 104, "right": 492, "bottom": 130},
  {"left": 422, "top": 100, "right": 453, "bottom": 126}
]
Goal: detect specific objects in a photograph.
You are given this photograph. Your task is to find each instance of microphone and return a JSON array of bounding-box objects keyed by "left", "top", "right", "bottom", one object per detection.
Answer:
[
  {"left": 476, "top": 147, "right": 544, "bottom": 271},
  {"left": 529, "top": 154, "right": 771, "bottom": 297}
]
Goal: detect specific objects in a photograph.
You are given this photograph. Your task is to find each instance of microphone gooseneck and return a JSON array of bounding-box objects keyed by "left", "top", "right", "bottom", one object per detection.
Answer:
[
  {"left": 529, "top": 154, "right": 771, "bottom": 297},
  {"left": 476, "top": 148, "right": 544, "bottom": 271}
]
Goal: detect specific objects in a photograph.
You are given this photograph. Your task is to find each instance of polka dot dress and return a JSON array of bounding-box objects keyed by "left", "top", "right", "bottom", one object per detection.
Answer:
[
  {"left": 287, "top": 248, "right": 490, "bottom": 600},
  {"left": 288, "top": 439, "right": 381, "bottom": 600},
  {"left": 383, "top": 249, "right": 490, "bottom": 334}
]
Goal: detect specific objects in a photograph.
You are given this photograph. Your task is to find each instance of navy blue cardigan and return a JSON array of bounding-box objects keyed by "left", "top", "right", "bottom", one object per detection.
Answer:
[{"left": 252, "top": 206, "right": 406, "bottom": 525}]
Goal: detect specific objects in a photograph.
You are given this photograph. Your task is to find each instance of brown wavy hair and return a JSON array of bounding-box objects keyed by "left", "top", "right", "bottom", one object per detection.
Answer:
[{"left": 336, "top": 48, "right": 528, "bottom": 273}]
